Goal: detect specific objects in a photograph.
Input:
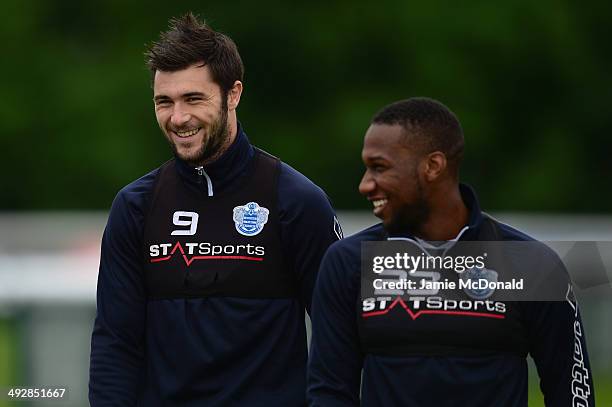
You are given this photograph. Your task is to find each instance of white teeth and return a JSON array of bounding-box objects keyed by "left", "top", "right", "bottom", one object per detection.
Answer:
[
  {"left": 373, "top": 199, "right": 387, "bottom": 208},
  {"left": 176, "top": 127, "right": 201, "bottom": 137}
]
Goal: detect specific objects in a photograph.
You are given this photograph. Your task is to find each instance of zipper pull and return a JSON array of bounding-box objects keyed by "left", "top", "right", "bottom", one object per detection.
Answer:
[{"left": 195, "top": 166, "right": 214, "bottom": 197}]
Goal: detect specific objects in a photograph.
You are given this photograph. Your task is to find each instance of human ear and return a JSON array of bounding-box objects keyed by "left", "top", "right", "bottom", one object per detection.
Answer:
[
  {"left": 424, "top": 151, "right": 447, "bottom": 182},
  {"left": 227, "top": 80, "right": 243, "bottom": 111}
]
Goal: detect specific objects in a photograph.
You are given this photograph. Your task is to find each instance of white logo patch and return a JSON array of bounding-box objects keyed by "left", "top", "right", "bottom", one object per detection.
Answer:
[
  {"left": 333, "top": 215, "right": 343, "bottom": 240},
  {"left": 233, "top": 202, "right": 269, "bottom": 236}
]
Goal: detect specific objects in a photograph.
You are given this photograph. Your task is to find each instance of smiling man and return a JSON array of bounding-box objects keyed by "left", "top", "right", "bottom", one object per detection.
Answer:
[
  {"left": 89, "top": 13, "right": 341, "bottom": 406},
  {"left": 307, "top": 97, "right": 595, "bottom": 406},
  {"left": 358, "top": 112, "right": 466, "bottom": 239},
  {"left": 154, "top": 68, "right": 234, "bottom": 165}
]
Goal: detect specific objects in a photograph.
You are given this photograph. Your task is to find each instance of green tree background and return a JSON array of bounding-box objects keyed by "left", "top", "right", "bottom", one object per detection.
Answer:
[{"left": 2, "top": 0, "right": 611, "bottom": 212}]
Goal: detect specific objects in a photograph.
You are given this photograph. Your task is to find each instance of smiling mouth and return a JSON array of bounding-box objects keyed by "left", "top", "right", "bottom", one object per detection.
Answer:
[
  {"left": 373, "top": 199, "right": 387, "bottom": 208},
  {"left": 372, "top": 199, "right": 388, "bottom": 215},
  {"left": 174, "top": 127, "right": 202, "bottom": 138}
]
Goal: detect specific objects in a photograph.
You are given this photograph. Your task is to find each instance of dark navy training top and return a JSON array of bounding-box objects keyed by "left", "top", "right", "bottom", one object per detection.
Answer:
[
  {"left": 89, "top": 124, "right": 340, "bottom": 406},
  {"left": 308, "top": 185, "right": 595, "bottom": 407}
]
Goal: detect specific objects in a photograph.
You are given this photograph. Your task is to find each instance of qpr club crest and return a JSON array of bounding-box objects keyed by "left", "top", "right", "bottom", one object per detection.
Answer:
[
  {"left": 461, "top": 266, "right": 499, "bottom": 300},
  {"left": 233, "top": 202, "right": 269, "bottom": 236}
]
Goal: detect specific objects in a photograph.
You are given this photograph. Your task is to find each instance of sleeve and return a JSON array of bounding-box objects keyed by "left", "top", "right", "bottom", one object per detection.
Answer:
[
  {"left": 89, "top": 189, "right": 148, "bottom": 406},
  {"left": 307, "top": 243, "right": 363, "bottom": 406},
  {"left": 525, "top": 284, "right": 596, "bottom": 406},
  {"left": 278, "top": 163, "right": 342, "bottom": 313}
]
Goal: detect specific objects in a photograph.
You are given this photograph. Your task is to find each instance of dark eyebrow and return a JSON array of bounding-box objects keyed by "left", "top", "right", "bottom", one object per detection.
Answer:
[
  {"left": 153, "top": 95, "right": 171, "bottom": 103},
  {"left": 182, "top": 92, "right": 207, "bottom": 99},
  {"left": 364, "top": 155, "right": 387, "bottom": 162},
  {"left": 153, "top": 92, "right": 210, "bottom": 103}
]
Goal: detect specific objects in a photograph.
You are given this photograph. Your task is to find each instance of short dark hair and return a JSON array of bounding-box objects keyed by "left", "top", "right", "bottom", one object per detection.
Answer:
[
  {"left": 372, "top": 97, "right": 465, "bottom": 173},
  {"left": 145, "top": 12, "right": 244, "bottom": 94}
]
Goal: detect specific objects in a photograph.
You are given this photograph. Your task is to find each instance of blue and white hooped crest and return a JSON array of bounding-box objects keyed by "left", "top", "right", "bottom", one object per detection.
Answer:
[
  {"left": 233, "top": 202, "right": 269, "bottom": 236},
  {"left": 461, "top": 266, "right": 498, "bottom": 300}
]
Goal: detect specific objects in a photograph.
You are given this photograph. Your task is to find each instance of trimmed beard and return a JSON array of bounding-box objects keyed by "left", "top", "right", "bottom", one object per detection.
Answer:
[
  {"left": 385, "top": 174, "right": 430, "bottom": 236},
  {"left": 168, "top": 93, "right": 229, "bottom": 166}
]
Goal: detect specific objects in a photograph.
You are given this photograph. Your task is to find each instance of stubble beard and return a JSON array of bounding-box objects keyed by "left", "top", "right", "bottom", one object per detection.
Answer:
[{"left": 167, "top": 95, "right": 230, "bottom": 166}]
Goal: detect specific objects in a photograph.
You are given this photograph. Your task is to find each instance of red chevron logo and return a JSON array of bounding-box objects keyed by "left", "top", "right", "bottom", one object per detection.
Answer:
[
  {"left": 150, "top": 241, "right": 264, "bottom": 267},
  {"left": 362, "top": 297, "right": 505, "bottom": 320}
]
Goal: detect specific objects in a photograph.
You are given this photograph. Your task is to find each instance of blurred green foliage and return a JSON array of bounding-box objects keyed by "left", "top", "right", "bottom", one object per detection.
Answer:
[
  {"left": 0, "top": 319, "right": 19, "bottom": 407},
  {"left": 2, "top": 0, "right": 611, "bottom": 211},
  {"left": 528, "top": 367, "right": 611, "bottom": 406}
]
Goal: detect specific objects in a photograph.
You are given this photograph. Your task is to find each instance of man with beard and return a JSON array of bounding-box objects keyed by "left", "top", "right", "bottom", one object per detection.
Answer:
[
  {"left": 307, "top": 98, "right": 595, "bottom": 406},
  {"left": 89, "top": 13, "right": 341, "bottom": 406}
]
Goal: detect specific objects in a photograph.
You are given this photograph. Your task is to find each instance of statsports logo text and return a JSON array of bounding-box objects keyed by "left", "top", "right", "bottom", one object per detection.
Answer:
[
  {"left": 149, "top": 241, "right": 265, "bottom": 267},
  {"left": 362, "top": 296, "right": 506, "bottom": 320}
]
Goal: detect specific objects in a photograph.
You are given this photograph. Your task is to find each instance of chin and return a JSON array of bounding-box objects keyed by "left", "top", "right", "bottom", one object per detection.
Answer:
[
  {"left": 384, "top": 214, "right": 418, "bottom": 236},
  {"left": 176, "top": 148, "right": 192, "bottom": 159},
  {"left": 382, "top": 218, "right": 400, "bottom": 234},
  {"left": 174, "top": 148, "right": 199, "bottom": 163}
]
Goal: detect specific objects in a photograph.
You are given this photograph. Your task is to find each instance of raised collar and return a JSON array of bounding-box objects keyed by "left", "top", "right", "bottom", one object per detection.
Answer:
[
  {"left": 174, "top": 122, "right": 255, "bottom": 196},
  {"left": 459, "top": 183, "right": 484, "bottom": 236}
]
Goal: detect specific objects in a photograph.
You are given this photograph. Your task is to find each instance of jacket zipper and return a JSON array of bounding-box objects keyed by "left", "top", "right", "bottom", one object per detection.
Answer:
[{"left": 195, "top": 166, "right": 214, "bottom": 197}]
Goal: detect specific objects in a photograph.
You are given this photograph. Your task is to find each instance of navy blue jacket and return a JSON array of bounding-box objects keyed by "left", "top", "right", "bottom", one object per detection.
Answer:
[
  {"left": 308, "top": 185, "right": 595, "bottom": 406},
  {"left": 90, "top": 125, "right": 340, "bottom": 406}
]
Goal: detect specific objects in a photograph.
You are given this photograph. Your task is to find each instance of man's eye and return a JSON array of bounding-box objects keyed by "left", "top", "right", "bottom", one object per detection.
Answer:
[
  {"left": 155, "top": 100, "right": 171, "bottom": 107},
  {"left": 186, "top": 97, "right": 202, "bottom": 103}
]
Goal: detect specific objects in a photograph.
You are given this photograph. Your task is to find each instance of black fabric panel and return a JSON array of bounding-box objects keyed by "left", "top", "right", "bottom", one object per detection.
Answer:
[
  {"left": 142, "top": 150, "right": 297, "bottom": 299},
  {"left": 358, "top": 217, "right": 529, "bottom": 358}
]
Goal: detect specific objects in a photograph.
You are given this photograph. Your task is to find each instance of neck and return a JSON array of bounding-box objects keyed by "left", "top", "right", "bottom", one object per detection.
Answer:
[
  {"left": 416, "top": 183, "right": 468, "bottom": 241},
  {"left": 198, "top": 114, "right": 238, "bottom": 166}
]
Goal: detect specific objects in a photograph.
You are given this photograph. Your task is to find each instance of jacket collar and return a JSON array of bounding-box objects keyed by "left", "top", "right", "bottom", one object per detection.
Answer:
[
  {"left": 174, "top": 122, "right": 255, "bottom": 196},
  {"left": 456, "top": 183, "right": 485, "bottom": 240}
]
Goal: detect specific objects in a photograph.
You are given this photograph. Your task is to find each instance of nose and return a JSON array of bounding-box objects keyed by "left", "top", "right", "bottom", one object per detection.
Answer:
[
  {"left": 358, "top": 171, "right": 375, "bottom": 196},
  {"left": 170, "top": 105, "right": 191, "bottom": 128}
]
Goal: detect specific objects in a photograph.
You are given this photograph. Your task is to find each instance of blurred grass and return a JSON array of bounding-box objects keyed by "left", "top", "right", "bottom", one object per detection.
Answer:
[
  {"left": 0, "top": 320, "right": 609, "bottom": 406},
  {"left": 527, "top": 359, "right": 610, "bottom": 406},
  {"left": 0, "top": 319, "right": 18, "bottom": 407}
]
